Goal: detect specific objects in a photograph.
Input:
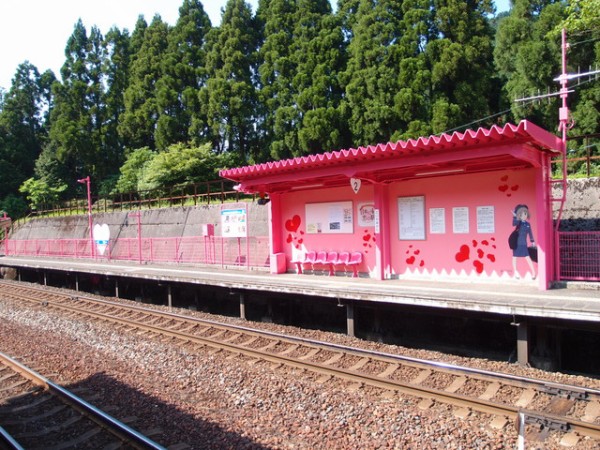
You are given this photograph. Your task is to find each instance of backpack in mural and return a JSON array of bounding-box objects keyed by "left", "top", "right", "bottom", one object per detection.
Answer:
[{"left": 508, "top": 225, "right": 520, "bottom": 250}]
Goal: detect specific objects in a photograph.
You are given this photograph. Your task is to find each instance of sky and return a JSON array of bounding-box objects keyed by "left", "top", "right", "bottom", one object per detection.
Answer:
[{"left": 0, "top": 0, "right": 509, "bottom": 92}]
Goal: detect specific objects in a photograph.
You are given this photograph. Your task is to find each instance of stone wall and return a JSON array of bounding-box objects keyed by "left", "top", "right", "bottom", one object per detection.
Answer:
[
  {"left": 9, "top": 177, "right": 600, "bottom": 240},
  {"left": 553, "top": 177, "right": 600, "bottom": 231},
  {"left": 10, "top": 202, "right": 270, "bottom": 241}
]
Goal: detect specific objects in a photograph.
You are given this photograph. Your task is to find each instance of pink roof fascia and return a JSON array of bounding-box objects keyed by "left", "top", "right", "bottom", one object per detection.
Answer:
[{"left": 220, "top": 120, "right": 562, "bottom": 181}]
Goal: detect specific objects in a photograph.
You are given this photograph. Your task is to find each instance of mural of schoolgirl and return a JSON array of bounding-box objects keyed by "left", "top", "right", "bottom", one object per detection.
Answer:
[{"left": 511, "top": 204, "right": 536, "bottom": 279}]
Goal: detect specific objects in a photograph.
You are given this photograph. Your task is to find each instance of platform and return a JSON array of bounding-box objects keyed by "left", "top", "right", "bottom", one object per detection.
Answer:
[{"left": 1, "top": 255, "right": 599, "bottom": 324}]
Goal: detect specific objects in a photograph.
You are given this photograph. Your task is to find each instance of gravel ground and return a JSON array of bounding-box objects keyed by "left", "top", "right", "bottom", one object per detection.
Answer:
[{"left": 1, "top": 288, "right": 600, "bottom": 449}]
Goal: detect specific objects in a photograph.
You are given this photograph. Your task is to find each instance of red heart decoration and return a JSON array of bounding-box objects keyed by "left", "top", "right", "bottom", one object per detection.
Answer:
[
  {"left": 455, "top": 244, "right": 470, "bottom": 263},
  {"left": 419, "top": 260, "right": 425, "bottom": 267},
  {"left": 511, "top": 185, "right": 519, "bottom": 191},
  {"left": 477, "top": 249, "right": 484, "bottom": 259},
  {"left": 414, "top": 249, "right": 420, "bottom": 255},
  {"left": 285, "top": 215, "right": 301, "bottom": 232},
  {"left": 501, "top": 175, "right": 509, "bottom": 181},
  {"left": 297, "top": 238, "right": 303, "bottom": 245},
  {"left": 481, "top": 240, "right": 489, "bottom": 246},
  {"left": 487, "top": 254, "right": 496, "bottom": 262},
  {"left": 472, "top": 240, "right": 478, "bottom": 247},
  {"left": 473, "top": 260, "right": 484, "bottom": 273},
  {"left": 498, "top": 184, "right": 509, "bottom": 192},
  {"left": 406, "top": 256, "right": 416, "bottom": 265},
  {"left": 286, "top": 234, "right": 293, "bottom": 243},
  {"left": 363, "top": 233, "right": 371, "bottom": 242}
]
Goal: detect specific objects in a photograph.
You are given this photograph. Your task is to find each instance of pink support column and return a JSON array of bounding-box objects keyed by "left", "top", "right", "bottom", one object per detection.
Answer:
[
  {"left": 268, "top": 193, "right": 286, "bottom": 273},
  {"left": 535, "top": 159, "right": 552, "bottom": 290},
  {"left": 373, "top": 183, "right": 391, "bottom": 280}
]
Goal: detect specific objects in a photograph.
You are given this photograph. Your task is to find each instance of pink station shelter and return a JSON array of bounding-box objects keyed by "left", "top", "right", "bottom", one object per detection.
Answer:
[{"left": 220, "top": 121, "right": 562, "bottom": 290}]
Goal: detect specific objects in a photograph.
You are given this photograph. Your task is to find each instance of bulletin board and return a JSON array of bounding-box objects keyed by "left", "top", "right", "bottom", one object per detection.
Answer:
[
  {"left": 221, "top": 207, "right": 248, "bottom": 238},
  {"left": 398, "top": 196, "right": 426, "bottom": 240},
  {"left": 306, "top": 201, "right": 353, "bottom": 234}
]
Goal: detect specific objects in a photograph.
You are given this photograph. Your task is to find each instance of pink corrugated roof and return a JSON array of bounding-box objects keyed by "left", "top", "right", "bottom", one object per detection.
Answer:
[{"left": 220, "top": 120, "right": 561, "bottom": 184}]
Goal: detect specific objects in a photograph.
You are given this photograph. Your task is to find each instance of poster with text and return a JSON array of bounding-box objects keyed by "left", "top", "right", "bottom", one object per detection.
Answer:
[
  {"left": 398, "top": 196, "right": 425, "bottom": 240},
  {"left": 221, "top": 208, "right": 248, "bottom": 238},
  {"left": 306, "top": 201, "right": 353, "bottom": 234}
]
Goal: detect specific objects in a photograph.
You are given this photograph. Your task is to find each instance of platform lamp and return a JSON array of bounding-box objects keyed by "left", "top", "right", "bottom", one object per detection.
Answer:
[{"left": 77, "top": 176, "right": 95, "bottom": 259}]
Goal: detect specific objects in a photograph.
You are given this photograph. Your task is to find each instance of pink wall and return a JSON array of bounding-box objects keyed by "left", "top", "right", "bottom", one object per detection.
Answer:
[
  {"left": 279, "top": 185, "right": 377, "bottom": 274},
  {"left": 279, "top": 168, "right": 539, "bottom": 281},
  {"left": 387, "top": 169, "right": 537, "bottom": 279}
]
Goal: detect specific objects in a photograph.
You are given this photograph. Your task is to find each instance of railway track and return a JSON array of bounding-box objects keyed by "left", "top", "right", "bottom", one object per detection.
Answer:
[
  {"left": 2, "top": 279, "right": 600, "bottom": 447},
  {"left": 0, "top": 348, "right": 165, "bottom": 449}
]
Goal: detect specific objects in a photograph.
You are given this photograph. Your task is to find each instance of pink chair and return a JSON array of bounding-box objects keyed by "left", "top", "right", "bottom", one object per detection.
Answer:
[
  {"left": 291, "top": 252, "right": 307, "bottom": 274},
  {"left": 334, "top": 252, "right": 350, "bottom": 274},
  {"left": 313, "top": 250, "right": 328, "bottom": 273},
  {"left": 325, "top": 251, "right": 338, "bottom": 276},
  {"left": 346, "top": 251, "right": 363, "bottom": 277},
  {"left": 302, "top": 251, "right": 317, "bottom": 272}
]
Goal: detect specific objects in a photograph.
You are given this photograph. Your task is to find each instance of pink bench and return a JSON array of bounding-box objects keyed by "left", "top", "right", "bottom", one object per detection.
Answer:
[{"left": 291, "top": 251, "right": 362, "bottom": 277}]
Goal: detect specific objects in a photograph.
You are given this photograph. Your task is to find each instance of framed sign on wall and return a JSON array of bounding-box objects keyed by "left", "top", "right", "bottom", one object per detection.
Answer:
[
  {"left": 306, "top": 201, "right": 353, "bottom": 234},
  {"left": 398, "top": 196, "right": 425, "bottom": 240}
]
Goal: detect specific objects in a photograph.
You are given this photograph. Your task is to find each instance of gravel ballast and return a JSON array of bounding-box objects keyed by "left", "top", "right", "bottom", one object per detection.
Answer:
[{"left": 1, "top": 289, "right": 599, "bottom": 449}]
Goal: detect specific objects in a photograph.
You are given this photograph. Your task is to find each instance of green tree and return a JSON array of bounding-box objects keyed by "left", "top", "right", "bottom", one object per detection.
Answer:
[
  {"left": 257, "top": 0, "right": 298, "bottom": 159},
  {"left": 494, "top": 0, "right": 566, "bottom": 128},
  {"left": 103, "top": 26, "right": 132, "bottom": 175},
  {"left": 155, "top": 0, "right": 212, "bottom": 150},
  {"left": 0, "top": 62, "right": 53, "bottom": 203},
  {"left": 138, "top": 143, "right": 226, "bottom": 191},
  {"left": 0, "top": 194, "right": 28, "bottom": 219},
  {"left": 201, "top": 0, "right": 259, "bottom": 161},
  {"left": 19, "top": 177, "right": 67, "bottom": 211},
  {"left": 294, "top": 5, "right": 348, "bottom": 155},
  {"left": 392, "top": 0, "right": 434, "bottom": 139},
  {"left": 340, "top": 0, "right": 405, "bottom": 147},
  {"left": 48, "top": 21, "right": 108, "bottom": 184},
  {"left": 422, "top": 0, "right": 497, "bottom": 134},
  {"left": 119, "top": 15, "right": 169, "bottom": 150},
  {"left": 554, "top": 0, "right": 600, "bottom": 165},
  {"left": 557, "top": 0, "right": 600, "bottom": 32},
  {"left": 113, "top": 146, "right": 156, "bottom": 193}
]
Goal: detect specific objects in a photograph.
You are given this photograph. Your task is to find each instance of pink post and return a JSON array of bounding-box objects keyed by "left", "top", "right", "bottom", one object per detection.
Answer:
[
  {"left": 77, "top": 176, "right": 94, "bottom": 259},
  {"left": 128, "top": 211, "right": 142, "bottom": 264},
  {"left": 1, "top": 212, "right": 10, "bottom": 255}
]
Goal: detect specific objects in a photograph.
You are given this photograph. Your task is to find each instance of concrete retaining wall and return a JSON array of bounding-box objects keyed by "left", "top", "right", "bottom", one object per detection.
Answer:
[
  {"left": 11, "top": 203, "right": 270, "bottom": 241},
  {"left": 9, "top": 177, "right": 600, "bottom": 241},
  {"left": 553, "top": 177, "right": 600, "bottom": 231}
]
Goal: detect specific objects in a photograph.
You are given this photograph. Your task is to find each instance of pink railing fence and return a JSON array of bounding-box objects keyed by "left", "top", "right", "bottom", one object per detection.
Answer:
[
  {"left": 3, "top": 236, "right": 271, "bottom": 270},
  {"left": 4, "top": 232, "right": 599, "bottom": 281},
  {"left": 556, "top": 231, "right": 600, "bottom": 281}
]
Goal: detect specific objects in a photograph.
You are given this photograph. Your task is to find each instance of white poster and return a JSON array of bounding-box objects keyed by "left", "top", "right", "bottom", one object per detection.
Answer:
[
  {"left": 477, "top": 206, "right": 495, "bottom": 233},
  {"left": 452, "top": 207, "right": 469, "bottom": 234},
  {"left": 429, "top": 208, "right": 446, "bottom": 234},
  {"left": 357, "top": 202, "right": 375, "bottom": 227},
  {"left": 221, "top": 208, "right": 248, "bottom": 238},
  {"left": 306, "top": 201, "right": 353, "bottom": 234},
  {"left": 398, "top": 196, "right": 425, "bottom": 240}
]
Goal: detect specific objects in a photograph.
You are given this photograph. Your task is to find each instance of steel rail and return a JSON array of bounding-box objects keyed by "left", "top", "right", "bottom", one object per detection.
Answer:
[
  {"left": 0, "top": 351, "right": 166, "bottom": 450},
  {"left": 4, "top": 279, "right": 600, "bottom": 398},
  {"left": 4, "top": 280, "right": 600, "bottom": 442},
  {"left": 0, "top": 426, "right": 25, "bottom": 450}
]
